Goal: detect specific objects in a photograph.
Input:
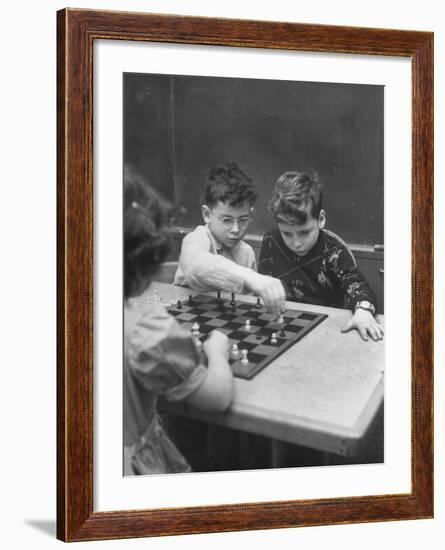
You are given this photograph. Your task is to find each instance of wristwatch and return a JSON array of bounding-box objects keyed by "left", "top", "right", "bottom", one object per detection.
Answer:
[{"left": 354, "top": 300, "right": 376, "bottom": 316}]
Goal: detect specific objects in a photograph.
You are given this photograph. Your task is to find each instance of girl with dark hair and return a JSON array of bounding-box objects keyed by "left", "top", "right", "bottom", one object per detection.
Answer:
[{"left": 124, "top": 167, "right": 233, "bottom": 475}]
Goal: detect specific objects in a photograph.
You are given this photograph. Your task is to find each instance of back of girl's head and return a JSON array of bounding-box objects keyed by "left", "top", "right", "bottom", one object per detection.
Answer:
[
  {"left": 269, "top": 171, "right": 324, "bottom": 225},
  {"left": 203, "top": 162, "right": 257, "bottom": 208},
  {"left": 124, "top": 165, "right": 172, "bottom": 298}
]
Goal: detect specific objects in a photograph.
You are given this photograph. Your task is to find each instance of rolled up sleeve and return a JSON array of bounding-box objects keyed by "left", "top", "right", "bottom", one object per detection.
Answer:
[
  {"left": 176, "top": 228, "right": 253, "bottom": 293},
  {"left": 127, "top": 310, "right": 208, "bottom": 401}
]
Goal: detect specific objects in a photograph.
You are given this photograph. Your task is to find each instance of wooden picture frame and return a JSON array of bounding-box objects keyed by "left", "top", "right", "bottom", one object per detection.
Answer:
[{"left": 57, "top": 8, "right": 433, "bottom": 542}]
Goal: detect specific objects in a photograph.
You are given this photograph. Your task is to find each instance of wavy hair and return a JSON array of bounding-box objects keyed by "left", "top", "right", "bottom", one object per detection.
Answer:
[
  {"left": 269, "top": 171, "right": 324, "bottom": 225},
  {"left": 203, "top": 162, "right": 257, "bottom": 208},
  {"left": 124, "top": 166, "right": 172, "bottom": 298}
]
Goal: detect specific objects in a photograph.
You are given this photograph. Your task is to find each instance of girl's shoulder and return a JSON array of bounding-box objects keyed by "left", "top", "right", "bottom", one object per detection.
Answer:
[
  {"left": 125, "top": 303, "right": 205, "bottom": 399},
  {"left": 126, "top": 303, "right": 200, "bottom": 360},
  {"left": 125, "top": 303, "right": 175, "bottom": 353}
]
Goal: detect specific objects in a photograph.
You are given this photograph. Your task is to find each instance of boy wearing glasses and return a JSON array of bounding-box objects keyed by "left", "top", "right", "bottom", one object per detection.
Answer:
[{"left": 174, "top": 162, "right": 285, "bottom": 315}]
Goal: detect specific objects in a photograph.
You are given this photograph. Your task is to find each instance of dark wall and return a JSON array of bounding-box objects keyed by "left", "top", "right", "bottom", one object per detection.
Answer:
[
  {"left": 124, "top": 74, "right": 175, "bottom": 201},
  {"left": 124, "top": 73, "right": 383, "bottom": 246}
]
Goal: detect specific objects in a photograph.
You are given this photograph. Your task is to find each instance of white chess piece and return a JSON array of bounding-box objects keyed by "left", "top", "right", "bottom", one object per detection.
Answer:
[
  {"left": 231, "top": 343, "right": 239, "bottom": 359},
  {"left": 244, "top": 319, "right": 251, "bottom": 331},
  {"left": 241, "top": 349, "right": 249, "bottom": 364},
  {"left": 191, "top": 322, "right": 200, "bottom": 336},
  {"left": 271, "top": 332, "right": 278, "bottom": 344}
]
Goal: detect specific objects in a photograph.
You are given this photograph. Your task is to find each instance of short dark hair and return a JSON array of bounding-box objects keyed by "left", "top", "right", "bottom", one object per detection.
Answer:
[
  {"left": 269, "top": 171, "right": 324, "bottom": 225},
  {"left": 124, "top": 165, "right": 171, "bottom": 298},
  {"left": 203, "top": 162, "right": 257, "bottom": 208}
]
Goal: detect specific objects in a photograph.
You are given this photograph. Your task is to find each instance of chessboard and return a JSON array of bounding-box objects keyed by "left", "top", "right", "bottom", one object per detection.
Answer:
[{"left": 168, "top": 294, "right": 328, "bottom": 380}]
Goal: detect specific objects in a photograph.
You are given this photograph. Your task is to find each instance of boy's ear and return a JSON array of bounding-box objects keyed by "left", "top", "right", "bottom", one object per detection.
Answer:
[
  {"left": 202, "top": 204, "right": 211, "bottom": 224},
  {"left": 318, "top": 209, "right": 326, "bottom": 229}
]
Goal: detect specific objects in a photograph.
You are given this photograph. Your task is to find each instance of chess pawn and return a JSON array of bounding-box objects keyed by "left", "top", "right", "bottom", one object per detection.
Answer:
[
  {"left": 244, "top": 319, "right": 251, "bottom": 331},
  {"left": 240, "top": 349, "right": 249, "bottom": 364},
  {"left": 270, "top": 332, "right": 278, "bottom": 344},
  {"left": 191, "top": 322, "right": 200, "bottom": 336},
  {"left": 231, "top": 343, "right": 239, "bottom": 359}
]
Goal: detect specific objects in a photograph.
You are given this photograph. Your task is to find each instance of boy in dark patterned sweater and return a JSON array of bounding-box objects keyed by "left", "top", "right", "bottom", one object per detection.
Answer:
[{"left": 258, "top": 171, "right": 383, "bottom": 342}]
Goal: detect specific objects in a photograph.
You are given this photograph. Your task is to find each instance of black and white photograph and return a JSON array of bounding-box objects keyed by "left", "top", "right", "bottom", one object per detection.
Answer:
[
  {"left": 123, "top": 72, "right": 385, "bottom": 476},
  {"left": 3, "top": 0, "right": 440, "bottom": 547}
]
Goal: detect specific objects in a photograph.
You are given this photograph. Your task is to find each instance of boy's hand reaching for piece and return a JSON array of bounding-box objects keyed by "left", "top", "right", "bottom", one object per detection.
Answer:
[
  {"left": 243, "top": 272, "right": 286, "bottom": 316},
  {"left": 341, "top": 309, "right": 384, "bottom": 342}
]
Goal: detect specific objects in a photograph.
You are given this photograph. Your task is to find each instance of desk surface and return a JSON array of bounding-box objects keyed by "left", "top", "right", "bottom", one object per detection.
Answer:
[{"left": 139, "top": 282, "right": 384, "bottom": 457}]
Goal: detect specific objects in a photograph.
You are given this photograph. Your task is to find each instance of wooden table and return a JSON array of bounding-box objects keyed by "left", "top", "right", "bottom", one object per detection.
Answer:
[{"left": 143, "top": 282, "right": 384, "bottom": 459}]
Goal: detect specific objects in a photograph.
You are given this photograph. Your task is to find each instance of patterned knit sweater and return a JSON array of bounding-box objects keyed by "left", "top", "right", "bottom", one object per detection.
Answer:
[{"left": 258, "top": 227, "right": 376, "bottom": 310}]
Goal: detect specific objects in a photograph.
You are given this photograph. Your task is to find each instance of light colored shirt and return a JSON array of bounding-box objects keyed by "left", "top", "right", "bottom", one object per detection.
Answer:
[
  {"left": 174, "top": 225, "right": 256, "bottom": 293},
  {"left": 123, "top": 303, "right": 207, "bottom": 475}
]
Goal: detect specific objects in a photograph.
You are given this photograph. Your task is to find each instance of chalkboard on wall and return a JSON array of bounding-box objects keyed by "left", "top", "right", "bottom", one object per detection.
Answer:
[{"left": 124, "top": 73, "right": 383, "bottom": 246}]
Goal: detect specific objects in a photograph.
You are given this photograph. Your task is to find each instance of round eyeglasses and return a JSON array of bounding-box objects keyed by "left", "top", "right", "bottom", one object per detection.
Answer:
[{"left": 210, "top": 211, "right": 253, "bottom": 230}]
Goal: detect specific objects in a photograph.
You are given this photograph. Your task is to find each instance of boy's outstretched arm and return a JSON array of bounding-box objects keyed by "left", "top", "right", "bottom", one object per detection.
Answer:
[
  {"left": 176, "top": 230, "right": 286, "bottom": 315},
  {"left": 175, "top": 231, "right": 252, "bottom": 293}
]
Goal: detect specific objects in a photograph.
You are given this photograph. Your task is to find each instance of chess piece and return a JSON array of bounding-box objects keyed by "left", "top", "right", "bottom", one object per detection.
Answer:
[
  {"left": 271, "top": 332, "right": 278, "bottom": 344},
  {"left": 176, "top": 300, "right": 182, "bottom": 309},
  {"left": 244, "top": 319, "right": 251, "bottom": 331},
  {"left": 231, "top": 343, "right": 239, "bottom": 359},
  {"left": 230, "top": 292, "right": 236, "bottom": 307},
  {"left": 277, "top": 314, "right": 284, "bottom": 324},
  {"left": 188, "top": 295, "right": 193, "bottom": 305},
  {"left": 240, "top": 349, "right": 249, "bottom": 364},
  {"left": 255, "top": 307, "right": 261, "bottom": 325},
  {"left": 191, "top": 322, "right": 200, "bottom": 336},
  {"left": 255, "top": 297, "right": 262, "bottom": 309},
  {"left": 216, "top": 290, "right": 225, "bottom": 310},
  {"left": 279, "top": 328, "right": 286, "bottom": 338}
]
